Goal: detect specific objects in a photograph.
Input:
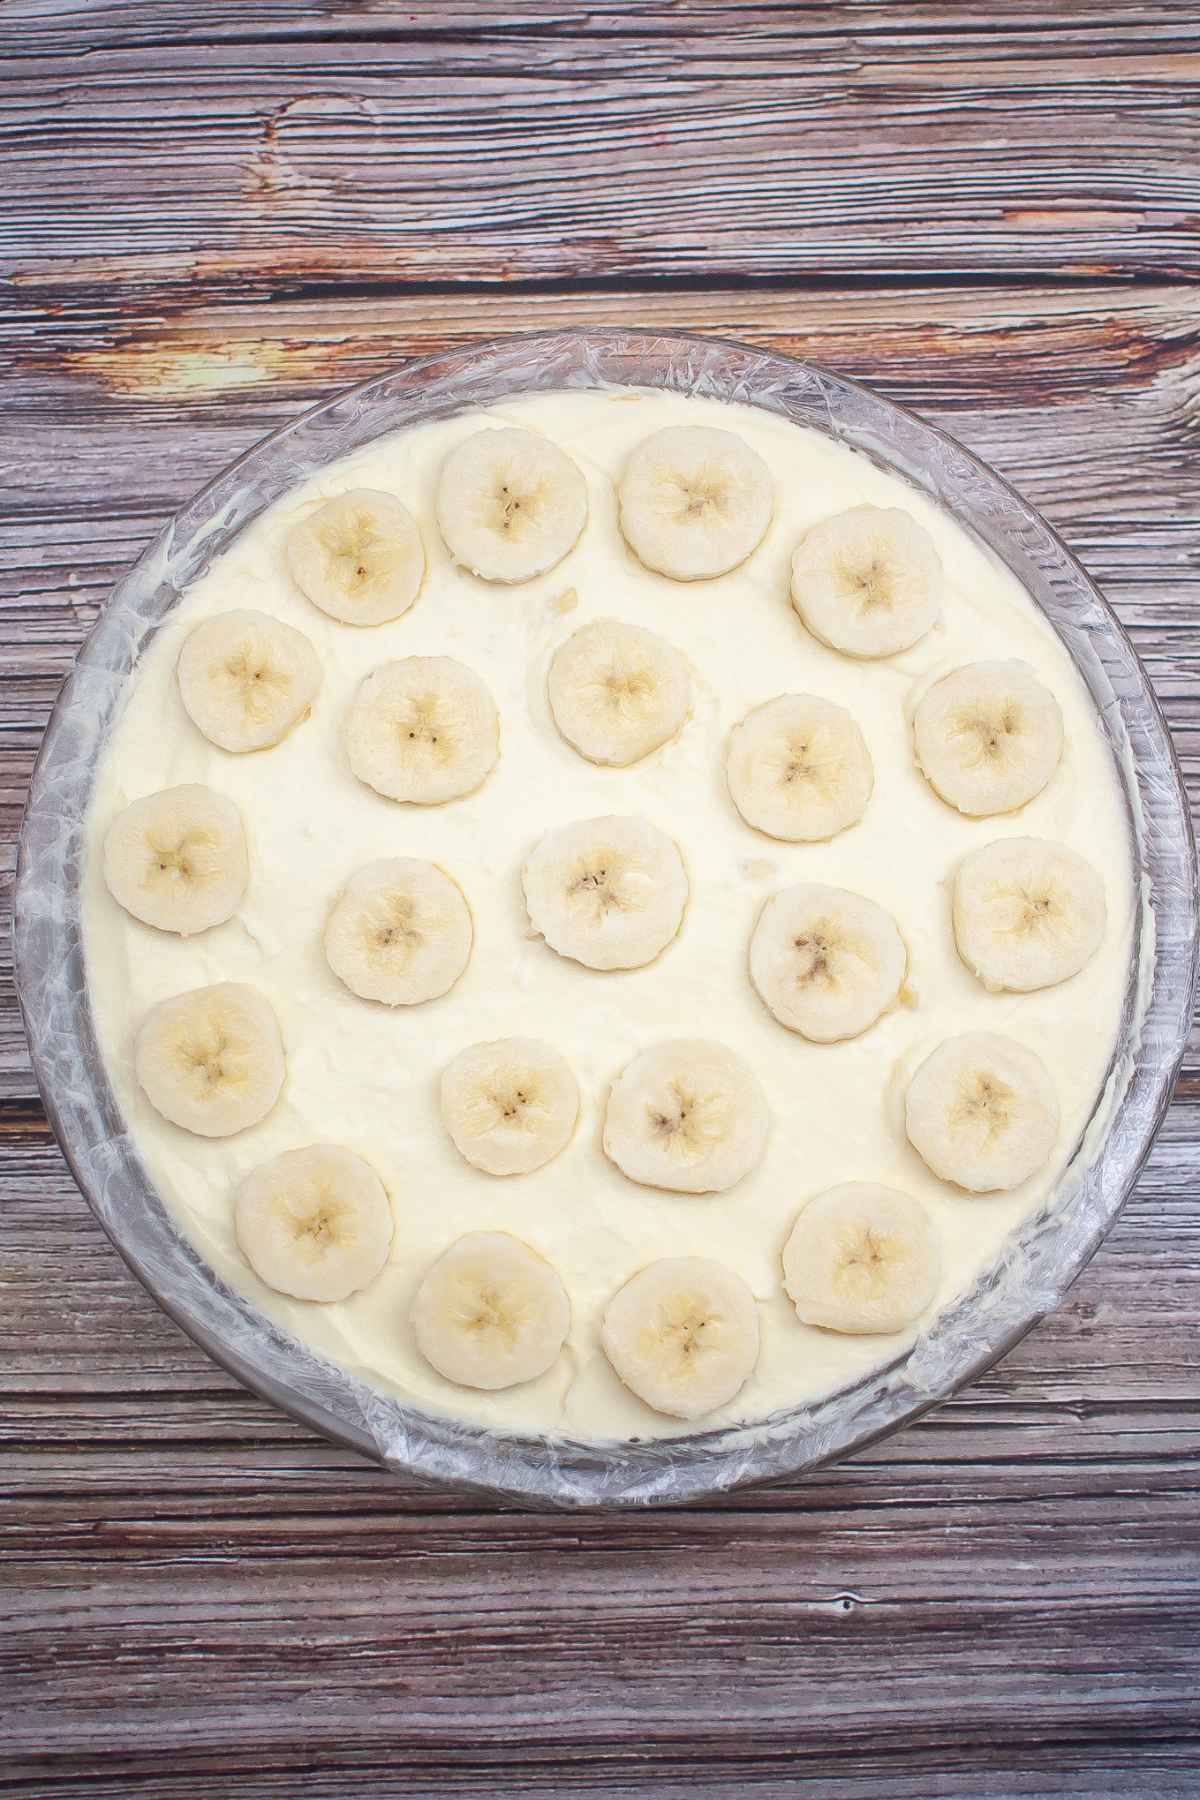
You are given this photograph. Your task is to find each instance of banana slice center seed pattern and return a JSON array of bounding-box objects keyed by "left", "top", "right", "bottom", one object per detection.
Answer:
[
  {"left": 951, "top": 1074, "right": 1014, "bottom": 1144},
  {"left": 955, "top": 703, "right": 1021, "bottom": 764},
  {"left": 649, "top": 1083, "right": 728, "bottom": 1165},
  {"left": 222, "top": 653, "right": 287, "bottom": 717},
  {"left": 841, "top": 557, "right": 892, "bottom": 611}
]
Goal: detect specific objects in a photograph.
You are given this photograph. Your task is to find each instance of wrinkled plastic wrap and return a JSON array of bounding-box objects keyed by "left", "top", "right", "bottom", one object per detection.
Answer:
[{"left": 14, "top": 330, "right": 1198, "bottom": 1506}]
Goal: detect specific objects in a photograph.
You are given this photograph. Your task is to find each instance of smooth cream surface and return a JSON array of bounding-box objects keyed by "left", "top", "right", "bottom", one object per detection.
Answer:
[{"left": 82, "top": 389, "right": 1136, "bottom": 1441}]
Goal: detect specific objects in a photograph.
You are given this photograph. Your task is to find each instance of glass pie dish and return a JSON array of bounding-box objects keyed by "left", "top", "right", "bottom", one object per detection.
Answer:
[{"left": 14, "top": 329, "right": 1197, "bottom": 1507}]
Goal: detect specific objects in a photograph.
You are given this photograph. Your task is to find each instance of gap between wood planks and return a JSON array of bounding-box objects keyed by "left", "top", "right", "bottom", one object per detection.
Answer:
[{"left": 14, "top": 269, "right": 1196, "bottom": 304}]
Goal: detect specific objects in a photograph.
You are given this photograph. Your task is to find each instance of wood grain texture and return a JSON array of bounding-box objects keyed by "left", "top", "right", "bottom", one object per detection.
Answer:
[
  {"left": 3, "top": 1, "right": 1200, "bottom": 296},
  {"left": 2, "top": 3, "right": 1199, "bottom": 1795}
]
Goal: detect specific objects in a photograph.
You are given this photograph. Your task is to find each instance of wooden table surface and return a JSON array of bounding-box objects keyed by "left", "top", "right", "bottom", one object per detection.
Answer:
[{"left": 3, "top": 5, "right": 1199, "bottom": 1794}]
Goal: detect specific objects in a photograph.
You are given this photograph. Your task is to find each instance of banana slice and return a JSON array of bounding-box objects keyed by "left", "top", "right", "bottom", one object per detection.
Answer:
[
  {"left": 522, "top": 815, "right": 688, "bottom": 972},
  {"left": 177, "top": 608, "right": 321, "bottom": 753},
  {"left": 411, "top": 1231, "right": 571, "bottom": 1390},
  {"left": 954, "top": 836, "right": 1107, "bottom": 993},
  {"left": 285, "top": 488, "right": 425, "bottom": 626},
  {"left": 618, "top": 425, "right": 773, "bottom": 581},
  {"left": 435, "top": 427, "right": 587, "bottom": 583},
  {"left": 346, "top": 656, "right": 499, "bottom": 805},
  {"left": 726, "top": 694, "right": 873, "bottom": 842},
  {"left": 905, "top": 1031, "right": 1060, "bottom": 1193},
  {"left": 603, "top": 1039, "right": 769, "bottom": 1195},
  {"left": 103, "top": 783, "right": 248, "bottom": 935},
  {"left": 234, "top": 1145, "right": 393, "bottom": 1302},
  {"left": 749, "top": 883, "right": 907, "bottom": 1042},
  {"left": 790, "top": 504, "right": 943, "bottom": 658},
  {"left": 547, "top": 617, "right": 691, "bottom": 767},
  {"left": 440, "top": 1037, "right": 579, "bottom": 1176},
  {"left": 782, "top": 1184, "right": 941, "bottom": 1334},
  {"left": 914, "top": 661, "right": 1064, "bottom": 816},
  {"left": 134, "top": 982, "right": 285, "bottom": 1138},
  {"left": 601, "top": 1257, "right": 760, "bottom": 1420},
  {"left": 324, "top": 858, "right": 473, "bottom": 1006}
]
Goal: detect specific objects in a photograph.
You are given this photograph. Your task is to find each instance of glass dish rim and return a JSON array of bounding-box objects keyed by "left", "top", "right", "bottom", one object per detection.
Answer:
[{"left": 13, "top": 325, "right": 1198, "bottom": 1508}]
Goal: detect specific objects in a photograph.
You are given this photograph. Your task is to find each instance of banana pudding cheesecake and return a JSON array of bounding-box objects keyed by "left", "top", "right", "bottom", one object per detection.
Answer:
[{"left": 82, "top": 388, "right": 1136, "bottom": 1441}]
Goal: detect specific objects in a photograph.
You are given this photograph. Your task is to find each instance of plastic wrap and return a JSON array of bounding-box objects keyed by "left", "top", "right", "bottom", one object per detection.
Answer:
[{"left": 13, "top": 329, "right": 1198, "bottom": 1507}]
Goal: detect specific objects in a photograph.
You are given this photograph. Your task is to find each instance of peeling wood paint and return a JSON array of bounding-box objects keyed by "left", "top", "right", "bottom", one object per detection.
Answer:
[
  {"left": 57, "top": 337, "right": 309, "bottom": 397},
  {"left": 19, "top": 287, "right": 1197, "bottom": 411}
]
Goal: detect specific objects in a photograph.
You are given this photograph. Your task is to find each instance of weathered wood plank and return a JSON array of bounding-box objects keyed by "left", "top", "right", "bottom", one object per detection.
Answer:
[
  {"left": 10, "top": 283, "right": 1200, "bottom": 413},
  {"left": 4, "top": 1536, "right": 1200, "bottom": 1795},
  {"left": 6, "top": 0, "right": 1198, "bottom": 35},
  {"left": 3, "top": 4, "right": 1199, "bottom": 292}
]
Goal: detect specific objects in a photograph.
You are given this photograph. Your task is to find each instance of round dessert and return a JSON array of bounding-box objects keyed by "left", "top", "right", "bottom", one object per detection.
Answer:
[{"left": 81, "top": 388, "right": 1136, "bottom": 1443}]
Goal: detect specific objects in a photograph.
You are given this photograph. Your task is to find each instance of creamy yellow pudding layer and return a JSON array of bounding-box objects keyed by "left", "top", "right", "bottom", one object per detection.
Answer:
[{"left": 82, "top": 389, "right": 1136, "bottom": 1441}]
